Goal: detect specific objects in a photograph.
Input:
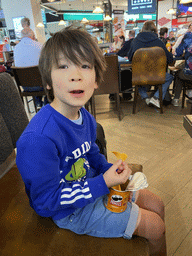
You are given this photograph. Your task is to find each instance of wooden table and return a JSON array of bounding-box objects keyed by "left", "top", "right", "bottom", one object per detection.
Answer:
[{"left": 183, "top": 115, "right": 192, "bottom": 138}]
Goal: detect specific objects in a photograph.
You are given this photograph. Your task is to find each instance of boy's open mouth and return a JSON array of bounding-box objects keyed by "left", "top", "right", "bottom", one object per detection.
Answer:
[{"left": 70, "top": 90, "right": 84, "bottom": 94}]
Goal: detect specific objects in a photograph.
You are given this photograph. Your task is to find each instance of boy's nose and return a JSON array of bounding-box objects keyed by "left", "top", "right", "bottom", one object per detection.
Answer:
[
  {"left": 71, "top": 78, "right": 82, "bottom": 82},
  {"left": 69, "top": 67, "right": 83, "bottom": 82}
]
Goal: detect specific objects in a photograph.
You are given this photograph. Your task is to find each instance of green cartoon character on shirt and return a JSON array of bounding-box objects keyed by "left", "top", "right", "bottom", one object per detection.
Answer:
[{"left": 65, "top": 158, "right": 86, "bottom": 181}]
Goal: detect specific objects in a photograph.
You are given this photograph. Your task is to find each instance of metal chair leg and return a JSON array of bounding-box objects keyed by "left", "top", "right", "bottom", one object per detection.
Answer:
[
  {"left": 159, "top": 85, "right": 163, "bottom": 114},
  {"left": 132, "top": 85, "right": 138, "bottom": 114},
  {"left": 182, "top": 84, "right": 186, "bottom": 109}
]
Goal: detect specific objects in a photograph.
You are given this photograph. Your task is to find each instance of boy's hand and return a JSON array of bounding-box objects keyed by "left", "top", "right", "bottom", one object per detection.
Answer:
[{"left": 103, "top": 160, "right": 132, "bottom": 188}]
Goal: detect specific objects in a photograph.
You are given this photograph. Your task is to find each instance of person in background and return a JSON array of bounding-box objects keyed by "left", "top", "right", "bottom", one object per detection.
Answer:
[
  {"left": 116, "top": 30, "right": 136, "bottom": 101},
  {"left": 159, "top": 27, "right": 168, "bottom": 45},
  {"left": 13, "top": 27, "right": 48, "bottom": 109},
  {"left": 168, "top": 31, "right": 175, "bottom": 43},
  {"left": 119, "top": 35, "right": 125, "bottom": 48},
  {"left": 172, "top": 24, "right": 191, "bottom": 55},
  {"left": 16, "top": 27, "right": 167, "bottom": 256},
  {"left": 117, "top": 30, "right": 135, "bottom": 58},
  {"left": 111, "top": 35, "right": 122, "bottom": 52},
  {"left": 172, "top": 23, "right": 192, "bottom": 106},
  {"left": 128, "top": 21, "right": 174, "bottom": 109},
  {"left": 21, "top": 17, "right": 36, "bottom": 40}
]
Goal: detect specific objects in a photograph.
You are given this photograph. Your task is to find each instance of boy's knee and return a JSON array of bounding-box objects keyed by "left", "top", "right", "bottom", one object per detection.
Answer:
[{"left": 152, "top": 214, "right": 165, "bottom": 240}]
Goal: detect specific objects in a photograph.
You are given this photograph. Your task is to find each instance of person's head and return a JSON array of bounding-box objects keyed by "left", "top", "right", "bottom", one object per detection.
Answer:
[
  {"left": 21, "top": 17, "right": 30, "bottom": 28},
  {"left": 21, "top": 27, "right": 35, "bottom": 40},
  {"left": 39, "top": 26, "right": 106, "bottom": 103},
  {"left": 119, "top": 35, "right": 125, "bottom": 44},
  {"left": 113, "top": 35, "right": 118, "bottom": 42},
  {"left": 142, "top": 21, "right": 157, "bottom": 34},
  {"left": 169, "top": 31, "right": 175, "bottom": 39},
  {"left": 188, "top": 23, "right": 192, "bottom": 32},
  {"left": 159, "top": 27, "right": 168, "bottom": 38},
  {"left": 129, "top": 30, "right": 135, "bottom": 39}
]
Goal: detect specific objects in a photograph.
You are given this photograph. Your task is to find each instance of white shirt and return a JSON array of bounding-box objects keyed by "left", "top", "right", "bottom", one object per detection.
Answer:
[
  {"left": 14, "top": 37, "right": 42, "bottom": 67},
  {"left": 112, "top": 41, "right": 122, "bottom": 51}
]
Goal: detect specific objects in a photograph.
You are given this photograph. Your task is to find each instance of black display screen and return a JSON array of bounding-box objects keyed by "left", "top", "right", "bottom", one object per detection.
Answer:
[{"left": 128, "top": 0, "right": 157, "bottom": 14}]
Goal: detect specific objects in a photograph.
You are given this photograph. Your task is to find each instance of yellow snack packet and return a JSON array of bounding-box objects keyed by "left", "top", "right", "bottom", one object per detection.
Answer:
[{"left": 112, "top": 151, "right": 127, "bottom": 161}]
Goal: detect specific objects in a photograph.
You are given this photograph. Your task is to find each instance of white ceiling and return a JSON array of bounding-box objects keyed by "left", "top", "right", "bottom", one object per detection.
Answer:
[{"left": 39, "top": 0, "right": 128, "bottom": 12}]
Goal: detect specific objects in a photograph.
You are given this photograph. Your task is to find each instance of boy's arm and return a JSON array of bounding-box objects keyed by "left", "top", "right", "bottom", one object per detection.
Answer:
[
  {"left": 16, "top": 134, "right": 109, "bottom": 216},
  {"left": 87, "top": 141, "right": 113, "bottom": 174}
]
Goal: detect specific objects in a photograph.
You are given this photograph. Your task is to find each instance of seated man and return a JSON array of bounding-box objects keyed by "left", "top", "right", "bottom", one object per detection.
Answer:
[
  {"left": 13, "top": 27, "right": 47, "bottom": 109},
  {"left": 128, "top": 21, "right": 174, "bottom": 108},
  {"left": 172, "top": 23, "right": 192, "bottom": 106},
  {"left": 117, "top": 30, "right": 135, "bottom": 57}
]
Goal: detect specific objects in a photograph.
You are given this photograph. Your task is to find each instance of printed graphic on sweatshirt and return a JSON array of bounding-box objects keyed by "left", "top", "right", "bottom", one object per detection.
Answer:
[{"left": 65, "top": 158, "right": 86, "bottom": 181}]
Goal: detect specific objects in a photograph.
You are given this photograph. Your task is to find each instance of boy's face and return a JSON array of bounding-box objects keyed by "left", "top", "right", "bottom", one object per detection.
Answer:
[{"left": 49, "top": 53, "right": 98, "bottom": 116}]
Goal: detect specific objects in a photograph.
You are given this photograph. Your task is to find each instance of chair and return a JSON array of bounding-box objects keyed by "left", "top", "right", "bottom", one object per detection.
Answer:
[
  {"left": 0, "top": 164, "right": 149, "bottom": 256},
  {"left": 12, "top": 65, "right": 46, "bottom": 113},
  {"left": 132, "top": 47, "right": 167, "bottom": 114},
  {"left": 0, "top": 72, "right": 29, "bottom": 176},
  {"left": 86, "top": 55, "right": 121, "bottom": 120},
  {"left": 181, "top": 79, "right": 192, "bottom": 114}
]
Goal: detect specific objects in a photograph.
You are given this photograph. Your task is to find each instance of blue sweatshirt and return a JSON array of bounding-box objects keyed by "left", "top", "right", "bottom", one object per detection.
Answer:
[{"left": 16, "top": 105, "right": 112, "bottom": 220}]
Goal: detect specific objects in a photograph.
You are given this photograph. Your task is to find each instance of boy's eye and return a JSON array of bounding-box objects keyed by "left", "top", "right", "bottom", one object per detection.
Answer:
[
  {"left": 58, "top": 65, "right": 68, "bottom": 69},
  {"left": 82, "top": 64, "right": 91, "bottom": 69}
]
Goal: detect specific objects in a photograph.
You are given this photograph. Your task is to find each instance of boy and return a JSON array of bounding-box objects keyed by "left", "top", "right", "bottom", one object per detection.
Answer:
[{"left": 16, "top": 27, "right": 166, "bottom": 255}]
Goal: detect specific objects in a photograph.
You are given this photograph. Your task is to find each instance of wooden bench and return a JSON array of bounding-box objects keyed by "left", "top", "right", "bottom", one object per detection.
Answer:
[{"left": 0, "top": 165, "right": 149, "bottom": 256}]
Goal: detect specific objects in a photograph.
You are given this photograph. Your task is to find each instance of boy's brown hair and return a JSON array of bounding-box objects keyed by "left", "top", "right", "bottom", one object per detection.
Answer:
[{"left": 39, "top": 26, "right": 106, "bottom": 102}]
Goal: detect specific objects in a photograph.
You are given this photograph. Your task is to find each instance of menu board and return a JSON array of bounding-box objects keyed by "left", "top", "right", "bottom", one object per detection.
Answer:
[{"left": 128, "top": 0, "right": 157, "bottom": 14}]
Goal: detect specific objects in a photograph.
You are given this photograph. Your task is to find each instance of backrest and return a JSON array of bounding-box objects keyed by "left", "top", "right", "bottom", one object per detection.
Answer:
[
  {"left": 12, "top": 65, "right": 43, "bottom": 88},
  {"left": 132, "top": 47, "right": 167, "bottom": 86},
  {"left": 0, "top": 72, "right": 29, "bottom": 148},
  {"left": 94, "top": 55, "right": 119, "bottom": 95}
]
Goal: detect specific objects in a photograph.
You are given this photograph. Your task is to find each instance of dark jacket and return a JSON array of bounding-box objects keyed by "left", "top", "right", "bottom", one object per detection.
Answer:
[
  {"left": 117, "top": 38, "right": 134, "bottom": 57},
  {"left": 176, "top": 31, "right": 192, "bottom": 75},
  {"left": 128, "top": 32, "right": 173, "bottom": 65}
]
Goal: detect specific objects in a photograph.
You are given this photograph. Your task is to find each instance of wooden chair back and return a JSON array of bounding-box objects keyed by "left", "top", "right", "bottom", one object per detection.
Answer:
[
  {"left": 12, "top": 66, "right": 46, "bottom": 113},
  {"left": 132, "top": 47, "right": 167, "bottom": 114},
  {"left": 132, "top": 47, "right": 166, "bottom": 86},
  {"left": 87, "top": 55, "right": 121, "bottom": 120},
  {"left": 12, "top": 65, "right": 44, "bottom": 89}
]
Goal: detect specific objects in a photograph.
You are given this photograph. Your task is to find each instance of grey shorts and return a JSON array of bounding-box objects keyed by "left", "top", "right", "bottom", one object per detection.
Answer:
[{"left": 54, "top": 195, "right": 139, "bottom": 239}]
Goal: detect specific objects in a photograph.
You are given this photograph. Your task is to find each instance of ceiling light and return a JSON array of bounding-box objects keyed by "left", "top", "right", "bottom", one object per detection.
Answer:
[
  {"left": 58, "top": 20, "right": 66, "bottom": 25},
  {"left": 81, "top": 18, "right": 89, "bottom": 23},
  {"left": 36, "top": 22, "right": 44, "bottom": 28},
  {"left": 167, "top": 8, "right": 176, "bottom": 14},
  {"left": 93, "top": 6, "right": 104, "bottom": 13},
  {"left": 104, "top": 15, "right": 112, "bottom": 21},
  {"left": 180, "top": 0, "right": 192, "bottom": 3},
  {"left": 47, "top": 0, "right": 56, "bottom": 2}
]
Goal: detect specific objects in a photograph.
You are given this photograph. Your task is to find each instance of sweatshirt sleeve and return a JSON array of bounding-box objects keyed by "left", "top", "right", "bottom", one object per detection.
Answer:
[{"left": 16, "top": 133, "right": 109, "bottom": 216}]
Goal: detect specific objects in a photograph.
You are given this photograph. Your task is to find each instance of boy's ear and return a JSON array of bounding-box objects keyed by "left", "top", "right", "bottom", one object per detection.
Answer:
[
  {"left": 94, "top": 82, "right": 98, "bottom": 89},
  {"left": 46, "top": 84, "right": 51, "bottom": 90}
]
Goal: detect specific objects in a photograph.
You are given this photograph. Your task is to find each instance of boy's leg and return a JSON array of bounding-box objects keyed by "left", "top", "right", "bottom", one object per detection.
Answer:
[
  {"left": 133, "top": 208, "right": 167, "bottom": 256},
  {"left": 135, "top": 189, "right": 165, "bottom": 220},
  {"left": 133, "top": 189, "right": 167, "bottom": 256}
]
